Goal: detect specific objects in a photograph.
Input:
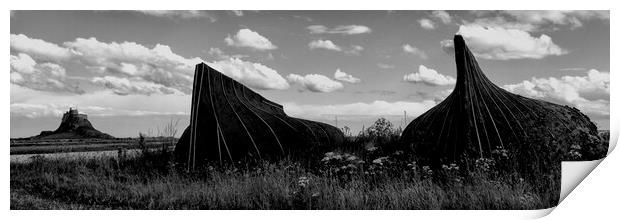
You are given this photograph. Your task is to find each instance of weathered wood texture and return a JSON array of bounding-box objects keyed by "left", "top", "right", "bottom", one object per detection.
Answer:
[
  {"left": 175, "top": 63, "right": 344, "bottom": 167},
  {"left": 401, "top": 35, "right": 600, "bottom": 167}
]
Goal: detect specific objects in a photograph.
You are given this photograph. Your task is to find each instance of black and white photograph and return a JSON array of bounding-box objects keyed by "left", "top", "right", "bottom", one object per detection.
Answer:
[{"left": 7, "top": 6, "right": 613, "bottom": 214}]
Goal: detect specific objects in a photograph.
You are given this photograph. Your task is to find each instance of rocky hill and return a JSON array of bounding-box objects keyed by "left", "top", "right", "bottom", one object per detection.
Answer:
[{"left": 34, "top": 108, "right": 114, "bottom": 139}]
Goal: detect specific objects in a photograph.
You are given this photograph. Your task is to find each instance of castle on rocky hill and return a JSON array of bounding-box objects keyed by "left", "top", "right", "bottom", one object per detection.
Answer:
[{"left": 35, "top": 107, "right": 114, "bottom": 139}]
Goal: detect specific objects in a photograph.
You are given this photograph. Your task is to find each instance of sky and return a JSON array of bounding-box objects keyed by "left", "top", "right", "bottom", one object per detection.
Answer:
[{"left": 10, "top": 10, "right": 610, "bottom": 138}]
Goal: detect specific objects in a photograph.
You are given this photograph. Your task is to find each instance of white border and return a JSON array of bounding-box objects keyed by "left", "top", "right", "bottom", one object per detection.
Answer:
[{"left": 4, "top": 1, "right": 617, "bottom": 219}]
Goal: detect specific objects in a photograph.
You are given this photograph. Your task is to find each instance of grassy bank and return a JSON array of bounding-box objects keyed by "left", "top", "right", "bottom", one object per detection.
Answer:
[{"left": 11, "top": 150, "right": 548, "bottom": 210}]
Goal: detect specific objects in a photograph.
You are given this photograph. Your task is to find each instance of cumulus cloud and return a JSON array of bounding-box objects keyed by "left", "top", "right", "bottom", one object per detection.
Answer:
[
  {"left": 10, "top": 53, "right": 83, "bottom": 94},
  {"left": 431, "top": 10, "right": 452, "bottom": 24},
  {"left": 334, "top": 69, "right": 361, "bottom": 83},
  {"left": 66, "top": 37, "right": 286, "bottom": 92},
  {"left": 456, "top": 24, "right": 567, "bottom": 60},
  {"left": 10, "top": 34, "right": 72, "bottom": 61},
  {"left": 209, "top": 58, "right": 290, "bottom": 90},
  {"left": 225, "top": 28, "right": 277, "bottom": 50},
  {"left": 345, "top": 45, "right": 364, "bottom": 55},
  {"left": 403, "top": 65, "right": 456, "bottom": 86},
  {"left": 284, "top": 100, "right": 437, "bottom": 119},
  {"left": 287, "top": 74, "right": 343, "bottom": 92},
  {"left": 11, "top": 84, "right": 190, "bottom": 118},
  {"left": 63, "top": 37, "right": 201, "bottom": 94},
  {"left": 503, "top": 69, "right": 609, "bottom": 116},
  {"left": 468, "top": 10, "right": 609, "bottom": 32},
  {"left": 11, "top": 34, "right": 291, "bottom": 97},
  {"left": 207, "top": 47, "right": 247, "bottom": 60},
  {"left": 307, "top": 25, "right": 371, "bottom": 35},
  {"left": 10, "top": 103, "right": 67, "bottom": 119},
  {"left": 308, "top": 40, "right": 362, "bottom": 55},
  {"left": 92, "top": 76, "right": 184, "bottom": 96},
  {"left": 138, "top": 10, "right": 216, "bottom": 22},
  {"left": 440, "top": 39, "right": 455, "bottom": 54},
  {"left": 418, "top": 19, "right": 435, "bottom": 30},
  {"left": 308, "top": 39, "right": 342, "bottom": 51},
  {"left": 402, "top": 44, "right": 428, "bottom": 59}
]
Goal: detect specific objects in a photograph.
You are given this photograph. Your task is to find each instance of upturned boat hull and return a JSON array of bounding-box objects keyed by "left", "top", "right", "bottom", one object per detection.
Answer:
[
  {"left": 176, "top": 63, "right": 344, "bottom": 168},
  {"left": 401, "top": 35, "right": 601, "bottom": 167}
]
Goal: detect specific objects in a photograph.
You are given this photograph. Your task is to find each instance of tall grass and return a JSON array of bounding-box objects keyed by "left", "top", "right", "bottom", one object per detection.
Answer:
[
  {"left": 11, "top": 118, "right": 599, "bottom": 210},
  {"left": 10, "top": 151, "right": 545, "bottom": 210}
]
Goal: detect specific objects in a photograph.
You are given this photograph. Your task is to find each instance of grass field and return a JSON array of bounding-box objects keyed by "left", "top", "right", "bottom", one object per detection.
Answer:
[
  {"left": 10, "top": 119, "right": 607, "bottom": 210},
  {"left": 11, "top": 151, "right": 548, "bottom": 210},
  {"left": 10, "top": 137, "right": 174, "bottom": 155}
]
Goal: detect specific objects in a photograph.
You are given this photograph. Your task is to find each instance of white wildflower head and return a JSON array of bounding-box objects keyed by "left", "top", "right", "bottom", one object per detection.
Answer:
[{"left": 297, "top": 176, "right": 310, "bottom": 188}]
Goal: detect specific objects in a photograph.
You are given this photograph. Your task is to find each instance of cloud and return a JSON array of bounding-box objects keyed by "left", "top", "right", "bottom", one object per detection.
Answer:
[
  {"left": 435, "top": 88, "right": 454, "bottom": 102},
  {"left": 456, "top": 24, "right": 567, "bottom": 60},
  {"left": 467, "top": 10, "right": 609, "bottom": 32},
  {"left": 431, "top": 10, "right": 452, "bottom": 24},
  {"left": 334, "top": 69, "right": 361, "bottom": 83},
  {"left": 403, "top": 65, "right": 456, "bottom": 86},
  {"left": 207, "top": 47, "right": 247, "bottom": 60},
  {"left": 209, "top": 58, "right": 290, "bottom": 90},
  {"left": 11, "top": 84, "right": 190, "bottom": 118},
  {"left": 284, "top": 100, "right": 437, "bottom": 119},
  {"left": 308, "top": 40, "right": 363, "bottom": 55},
  {"left": 92, "top": 76, "right": 184, "bottom": 96},
  {"left": 10, "top": 34, "right": 72, "bottom": 61},
  {"left": 345, "top": 45, "right": 364, "bottom": 55},
  {"left": 138, "top": 10, "right": 216, "bottom": 22},
  {"left": 440, "top": 39, "right": 455, "bottom": 54},
  {"left": 308, "top": 39, "right": 342, "bottom": 51},
  {"left": 63, "top": 37, "right": 201, "bottom": 94},
  {"left": 418, "top": 19, "right": 435, "bottom": 30},
  {"left": 503, "top": 69, "right": 609, "bottom": 116},
  {"left": 10, "top": 53, "right": 83, "bottom": 94},
  {"left": 10, "top": 103, "right": 66, "bottom": 119},
  {"left": 11, "top": 34, "right": 290, "bottom": 97},
  {"left": 225, "top": 28, "right": 277, "bottom": 50},
  {"left": 66, "top": 37, "right": 287, "bottom": 92},
  {"left": 287, "top": 74, "right": 343, "bottom": 92},
  {"left": 10, "top": 34, "right": 294, "bottom": 120},
  {"left": 402, "top": 44, "right": 428, "bottom": 59},
  {"left": 231, "top": 10, "right": 244, "bottom": 16},
  {"left": 307, "top": 25, "right": 371, "bottom": 35}
]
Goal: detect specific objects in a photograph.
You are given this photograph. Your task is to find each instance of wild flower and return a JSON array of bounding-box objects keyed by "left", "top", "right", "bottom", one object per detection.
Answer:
[
  {"left": 475, "top": 158, "right": 495, "bottom": 172},
  {"left": 441, "top": 163, "right": 462, "bottom": 183},
  {"left": 364, "top": 143, "right": 378, "bottom": 152},
  {"left": 321, "top": 152, "right": 364, "bottom": 176},
  {"left": 406, "top": 162, "right": 418, "bottom": 173},
  {"left": 372, "top": 156, "right": 390, "bottom": 165},
  {"left": 298, "top": 176, "right": 310, "bottom": 188},
  {"left": 346, "top": 155, "right": 358, "bottom": 161},
  {"left": 421, "top": 166, "right": 433, "bottom": 179},
  {"left": 441, "top": 163, "right": 459, "bottom": 171}
]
